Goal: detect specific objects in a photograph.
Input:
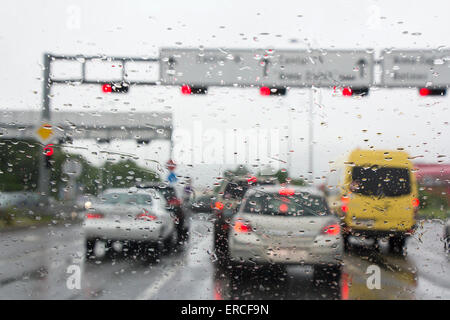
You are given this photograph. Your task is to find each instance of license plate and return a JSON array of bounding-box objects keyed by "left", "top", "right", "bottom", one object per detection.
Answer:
[{"left": 267, "top": 248, "right": 308, "bottom": 260}]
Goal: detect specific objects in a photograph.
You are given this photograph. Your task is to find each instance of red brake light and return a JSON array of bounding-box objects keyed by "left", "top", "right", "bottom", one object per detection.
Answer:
[
  {"left": 278, "top": 188, "right": 295, "bottom": 196},
  {"left": 247, "top": 176, "right": 258, "bottom": 183},
  {"left": 234, "top": 220, "right": 252, "bottom": 233},
  {"left": 168, "top": 198, "right": 181, "bottom": 206},
  {"left": 322, "top": 224, "right": 340, "bottom": 236},
  {"left": 412, "top": 198, "right": 420, "bottom": 208},
  {"left": 136, "top": 213, "right": 157, "bottom": 221},
  {"left": 85, "top": 213, "right": 104, "bottom": 219},
  {"left": 215, "top": 201, "right": 224, "bottom": 210},
  {"left": 341, "top": 195, "right": 350, "bottom": 213}
]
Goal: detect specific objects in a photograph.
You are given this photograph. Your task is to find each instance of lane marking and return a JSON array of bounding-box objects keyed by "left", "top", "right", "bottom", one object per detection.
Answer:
[
  {"left": 135, "top": 265, "right": 179, "bottom": 300},
  {"left": 135, "top": 220, "right": 212, "bottom": 300}
]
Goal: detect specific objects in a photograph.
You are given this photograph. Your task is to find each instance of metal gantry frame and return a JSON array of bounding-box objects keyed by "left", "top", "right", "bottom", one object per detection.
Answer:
[{"left": 39, "top": 53, "right": 163, "bottom": 195}]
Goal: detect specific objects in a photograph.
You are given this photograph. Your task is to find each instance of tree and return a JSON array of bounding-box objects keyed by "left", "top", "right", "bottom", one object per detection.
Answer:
[{"left": 102, "top": 159, "right": 160, "bottom": 189}]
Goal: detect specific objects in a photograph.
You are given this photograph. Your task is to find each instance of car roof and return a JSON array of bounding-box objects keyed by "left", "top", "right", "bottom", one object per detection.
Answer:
[
  {"left": 246, "top": 185, "right": 325, "bottom": 197},
  {"left": 136, "top": 182, "right": 174, "bottom": 189}
]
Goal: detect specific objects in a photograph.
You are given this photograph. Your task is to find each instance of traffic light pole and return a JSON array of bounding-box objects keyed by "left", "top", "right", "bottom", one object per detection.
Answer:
[
  {"left": 38, "top": 53, "right": 51, "bottom": 196},
  {"left": 308, "top": 88, "right": 314, "bottom": 185}
]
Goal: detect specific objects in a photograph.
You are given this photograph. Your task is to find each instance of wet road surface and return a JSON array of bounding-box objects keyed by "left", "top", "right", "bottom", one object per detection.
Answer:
[{"left": 0, "top": 214, "right": 448, "bottom": 300}]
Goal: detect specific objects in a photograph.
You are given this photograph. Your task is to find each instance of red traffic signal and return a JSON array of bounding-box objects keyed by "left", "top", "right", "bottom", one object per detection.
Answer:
[
  {"left": 419, "top": 87, "right": 446, "bottom": 96},
  {"left": 340, "top": 87, "right": 369, "bottom": 97},
  {"left": 181, "top": 85, "right": 207, "bottom": 95},
  {"left": 102, "top": 82, "right": 129, "bottom": 93},
  {"left": 259, "top": 87, "right": 287, "bottom": 96}
]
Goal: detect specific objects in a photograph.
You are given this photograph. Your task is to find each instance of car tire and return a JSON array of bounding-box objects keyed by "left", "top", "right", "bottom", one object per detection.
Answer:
[
  {"left": 389, "top": 236, "right": 406, "bottom": 255},
  {"left": 313, "top": 264, "right": 342, "bottom": 285},
  {"left": 343, "top": 233, "right": 351, "bottom": 251},
  {"left": 163, "top": 231, "right": 179, "bottom": 254},
  {"left": 85, "top": 238, "right": 96, "bottom": 261},
  {"left": 444, "top": 236, "right": 449, "bottom": 254}
]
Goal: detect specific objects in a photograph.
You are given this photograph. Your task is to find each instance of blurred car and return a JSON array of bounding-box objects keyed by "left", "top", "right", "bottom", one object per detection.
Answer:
[
  {"left": 329, "top": 149, "right": 419, "bottom": 254},
  {"left": 83, "top": 187, "right": 177, "bottom": 260},
  {"left": 137, "top": 182, "right": 190, "bottom": 244},
  {"left": 227, "top": 185, "right": 343, "bottom": 282},
  {"left": 190, "top": 192, "right": 215, "bottom": 213},
  {"left": 212, "top": 175, "right": 277, "bottom": 263},
  {"left": 445, "top": 219, "right": 450, "bottom": 254},
  {"left": 74, "top": 194, "right": 97, "bottom": 211},
  {"left": 0, "top": 191, "right": 48, "bottom": 210}
]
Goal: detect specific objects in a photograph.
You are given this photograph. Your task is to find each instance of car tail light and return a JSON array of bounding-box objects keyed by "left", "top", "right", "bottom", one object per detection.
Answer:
[
  {"left": 85, "top": 213, "right": 104, "bottom": 219},
  {"left": 215, "top": 201, "right": 224, "bottom": 210},
  {"left": 234, "top": 220, "right": 252, "bottom": 233},
  {"left": 412, "top": 198, "right": 420, "bottom": 208},
  {"left": 278, "top": 188, "right": 295, "bottom": 196},
  {"left": 341, "top": 195, "right": 350, "bottom": 213},
  {"left": 247, "top": 176, "right": 258, "bottom": 183},
  {"left": 322, "top": 224, "right": 341, "bottom": 236},
  {"left": 168, "top": 198, "right": 181, "bottom": 206},
  {"left": 135, "top": 213, "right": 157, "bottom": 221}
]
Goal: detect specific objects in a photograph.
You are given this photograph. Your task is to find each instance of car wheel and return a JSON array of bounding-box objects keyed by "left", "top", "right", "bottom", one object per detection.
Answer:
[
  {"left": 389, "top": 236, "right": 406, "bottom": 255},
  {"left": 164, "top": 231, "right": 179, "bottom": 254},
  {"left": 85, "top": 238, "right": 96, "bottom": 261},
  {"left": 313, "top": 264, "right": 342, "bottom": 285},
  {"left": 444, "top": 236, "right": 449, "bottom": 254},
  {"left": 343, "top": 233, "right": 351, "bottom": 251}
]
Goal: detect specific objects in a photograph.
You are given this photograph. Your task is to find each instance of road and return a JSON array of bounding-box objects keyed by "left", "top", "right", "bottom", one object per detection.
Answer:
[{"left": 0, "top": 215, "right": 448, "bottom": 300}]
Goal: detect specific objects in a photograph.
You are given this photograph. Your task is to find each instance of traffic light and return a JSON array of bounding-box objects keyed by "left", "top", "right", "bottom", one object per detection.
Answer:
[
  {"left": 259, "top": 87, "right": 287, "bottom": 96},
  {"left": 102, "top": 82, "right": 129, "bottom": 93},
  {"left": 181, "top": 85, "right": 208, "bottom": 95},
  {"left": 341, "top": 87, "right": 369, "bottom": 97},
  {"left": 418, "top": 87, "right": 446, "bottom": 96},
  {"left": 44, "top": 144, "right": 54, "bottom": 168}
]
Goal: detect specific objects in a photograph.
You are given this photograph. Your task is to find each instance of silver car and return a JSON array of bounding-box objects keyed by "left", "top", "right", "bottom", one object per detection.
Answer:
[
  {"left": 228, "top": 185, "right": 344, "bottom": 281},
  {"left": 83, "top": 187, "right": 177, "bottom": 260}
]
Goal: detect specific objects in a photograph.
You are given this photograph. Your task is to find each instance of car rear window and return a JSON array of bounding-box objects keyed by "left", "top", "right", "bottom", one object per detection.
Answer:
[
  {"left": 224, "top": 181, "right": 249, "bottom": 200},
  {"left": 351, "top": 166, "right": 411, "bottom": 197},
  {"left": 243, "top": 191, "right": 330, "bottom": 217}
]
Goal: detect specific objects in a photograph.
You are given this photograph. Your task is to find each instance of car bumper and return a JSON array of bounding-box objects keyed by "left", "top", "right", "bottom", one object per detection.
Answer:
[
  {"left": 83, "top": 220, "right": 169, "bottom": 242},
  {"left": 343, "top": 225, "right": 416, "bottom": 238},
  {"left": 228, "top": 237, "right": 343, "bottom": 266}
]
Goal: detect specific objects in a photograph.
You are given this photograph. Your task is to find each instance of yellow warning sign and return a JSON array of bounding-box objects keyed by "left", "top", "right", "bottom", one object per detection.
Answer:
[{"left": 35, "top": 123, "right": 54, "bottom": 142}]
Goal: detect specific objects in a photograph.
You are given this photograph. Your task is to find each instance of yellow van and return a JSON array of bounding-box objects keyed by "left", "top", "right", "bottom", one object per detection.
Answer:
[{"left": 327, "top": 149, "right": 419, "bottom": 253}]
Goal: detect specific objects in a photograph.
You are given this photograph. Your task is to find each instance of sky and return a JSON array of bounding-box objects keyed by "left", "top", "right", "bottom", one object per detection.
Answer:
[{"left": 1, "top": 0, "right": 449, "bottom": 188}]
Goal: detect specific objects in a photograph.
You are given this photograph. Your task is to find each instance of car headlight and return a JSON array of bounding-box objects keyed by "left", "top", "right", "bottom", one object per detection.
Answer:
[{"left": 84, "top": 201, "right": 92, "bottom": 210}]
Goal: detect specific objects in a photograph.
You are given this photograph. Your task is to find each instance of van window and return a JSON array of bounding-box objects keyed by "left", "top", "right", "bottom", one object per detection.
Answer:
[{"left": 351, "top": 166, "right": 411, "bottom": 197}]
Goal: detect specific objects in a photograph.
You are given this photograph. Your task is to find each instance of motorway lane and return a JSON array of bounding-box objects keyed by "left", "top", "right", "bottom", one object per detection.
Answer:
[{"left": 0, "top": 215, "right": 448, "bottom": 300}]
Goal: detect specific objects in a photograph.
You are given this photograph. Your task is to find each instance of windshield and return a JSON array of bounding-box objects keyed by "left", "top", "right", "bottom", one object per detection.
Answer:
[
  {"left": 1, "top": 0, "right": 449, "bottom": 304},
  {"left": 352, "top": 166, "right": 411, "bottom": 197},
  {"left": 243, "top": 191, "right": 329, "bottom": 217}
]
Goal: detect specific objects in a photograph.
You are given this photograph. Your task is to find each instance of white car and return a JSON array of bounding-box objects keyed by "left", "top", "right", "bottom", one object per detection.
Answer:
[
  {"left": 83, "top": 187, "right": 177, "bottom": 260},
  {"left": 227, "top": 186, "right": 344, "bottom": 282}
]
